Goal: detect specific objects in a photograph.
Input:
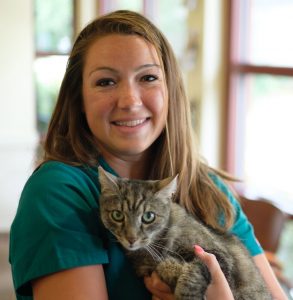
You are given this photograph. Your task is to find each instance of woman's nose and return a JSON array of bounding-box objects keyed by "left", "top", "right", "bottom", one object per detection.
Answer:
[{"left": 117, "top": 83, "right": 142, "bottom": 109}]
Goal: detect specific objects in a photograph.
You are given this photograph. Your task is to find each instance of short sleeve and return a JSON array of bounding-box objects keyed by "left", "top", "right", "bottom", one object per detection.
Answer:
[
  {"left": 209, "top": 174, "right": 263, "bottom": 256},
  {"left": 9, "top": 162, "right": 109, "bottom": 298}
]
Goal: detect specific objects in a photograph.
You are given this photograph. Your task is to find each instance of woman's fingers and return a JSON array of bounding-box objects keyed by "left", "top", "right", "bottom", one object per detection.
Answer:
[
  {"left": 144, "top": 272, "right": 174, "bottom": 300},
  {"left": 194, "top": 245, "right": 235, "bottom": 300},
  {"left": 144, "top": 272, "right": 170, "bottom": 292},
  {"left": 194, "top": 245, "right": 223, "bottom": 278}
]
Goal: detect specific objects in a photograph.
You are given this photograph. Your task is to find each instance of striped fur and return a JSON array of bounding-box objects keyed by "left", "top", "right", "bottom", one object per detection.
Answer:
[{"left": 98, "top": 167, "right": 272, "bottom": 300}]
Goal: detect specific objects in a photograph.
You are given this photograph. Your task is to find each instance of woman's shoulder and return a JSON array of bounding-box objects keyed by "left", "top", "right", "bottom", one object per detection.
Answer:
[
  {"left": 18, "top": 160, "right": 101, "bottom": 213},
  {"left": 25, "top": 160, "right": 99, "bottom": 191},
  {"left": 208, "top": 172, "right": 238, "bottom": 205},
  {"left": 32, "top": 160, "right": 96, "bottom": 179}
]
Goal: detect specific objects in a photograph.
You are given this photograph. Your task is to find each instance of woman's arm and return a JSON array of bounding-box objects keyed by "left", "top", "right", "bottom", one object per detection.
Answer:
[
  {"left": 32, "top": 265, "right": 108, "bottom": 300},
  {"left": 253, "top": 253, "right": 288, "bottom": 300}
]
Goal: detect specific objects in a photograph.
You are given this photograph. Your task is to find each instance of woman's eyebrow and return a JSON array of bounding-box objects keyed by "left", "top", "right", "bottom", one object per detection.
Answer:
[
  {"left": 134, "top": 63, "right": 161, "bottom": 71},
  {"left": 89, "top": 66, "right": 118, "bottom": 76},
  {"left": 89, "top": 63, "right": 161, "bottom": 76}
]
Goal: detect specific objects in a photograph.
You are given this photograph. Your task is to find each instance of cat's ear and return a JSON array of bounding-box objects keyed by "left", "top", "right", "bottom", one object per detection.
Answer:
[
  {"left": 155, "top": 175, "right": 178, "bottom": 200},
  {"left": 98, "top": 166, "right": 119, "bottom": 195}
]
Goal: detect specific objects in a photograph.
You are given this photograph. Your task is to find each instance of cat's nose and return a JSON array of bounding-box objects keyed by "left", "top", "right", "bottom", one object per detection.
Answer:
[{"left": 127, "top": 237, "right": 137, "bottom": 245}]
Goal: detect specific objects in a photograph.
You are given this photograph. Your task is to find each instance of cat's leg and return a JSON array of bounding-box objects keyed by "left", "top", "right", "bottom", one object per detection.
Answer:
[
  {"left": 155, "top": 257, "right": 184, "bottom": 292},
  {"left": 173, "top": 249, "right": 235, "bottom": 300},
  {"left": 156, "top": 257, "right": 210, "bottom": 300},
  {"left": 174, "top": 258, "right": 210, "bottom": 300},
  {"left": 156, "top": 251, "right": 235, "bottom": 300}
]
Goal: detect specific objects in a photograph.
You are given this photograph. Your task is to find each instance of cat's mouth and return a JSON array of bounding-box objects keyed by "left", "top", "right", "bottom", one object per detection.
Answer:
[
  {"left": 120, "top": 238, "right": 146, "bottom": 251},
  {"left": 123, "top": 242, "right": 142, "bottom": 251}
]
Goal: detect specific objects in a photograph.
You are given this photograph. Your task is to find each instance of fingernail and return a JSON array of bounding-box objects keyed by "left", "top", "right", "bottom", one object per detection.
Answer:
[{"left": 194, "top": 244, "right": 204, "bottom": 254}]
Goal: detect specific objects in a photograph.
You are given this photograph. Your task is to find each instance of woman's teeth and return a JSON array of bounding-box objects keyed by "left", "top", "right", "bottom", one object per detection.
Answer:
[{"left": 115, "top": 119, "right": 146, "bottom": 127}]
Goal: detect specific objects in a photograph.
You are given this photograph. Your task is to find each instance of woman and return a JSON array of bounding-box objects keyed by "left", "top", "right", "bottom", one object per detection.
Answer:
[{"left": 9, "top": 10, "right": 287, "bottom": 300}]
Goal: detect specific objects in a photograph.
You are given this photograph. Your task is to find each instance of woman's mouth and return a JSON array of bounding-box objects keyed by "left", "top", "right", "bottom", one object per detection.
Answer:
[{"left": 113, "top": 118, "right": 149, "bottom": 127}]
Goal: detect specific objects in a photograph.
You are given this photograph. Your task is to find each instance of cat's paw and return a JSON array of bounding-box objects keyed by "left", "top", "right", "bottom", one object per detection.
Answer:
[{"left": 156, "top": 257, "right": 184, "bottom": 290}]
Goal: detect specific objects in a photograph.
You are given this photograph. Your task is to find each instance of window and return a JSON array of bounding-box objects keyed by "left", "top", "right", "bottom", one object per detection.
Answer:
[
  {"left": 34, "top": 0, "right": 75, "bottom": 134},
  {"left": 227, "top": 0, "right": 293, "bottom": 215},
  {"left": 98, "top": 0, "right": 189, "bottom": 61}
]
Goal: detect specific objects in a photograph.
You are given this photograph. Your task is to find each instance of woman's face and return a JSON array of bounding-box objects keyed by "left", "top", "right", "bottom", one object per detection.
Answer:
[{"left": 82, "top": 34, "right": 168, "bottom": 161}]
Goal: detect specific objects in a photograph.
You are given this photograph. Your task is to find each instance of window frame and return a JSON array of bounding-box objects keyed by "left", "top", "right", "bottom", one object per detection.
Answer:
[
  {"left": 35, "top": 0, "right": 77, "bottom": 57},
  {"left": 34, "top": 0, "right": 77, "bottom": 135},
  {"left": 225, "top": 0, "right": 293, "bottom": 197}
]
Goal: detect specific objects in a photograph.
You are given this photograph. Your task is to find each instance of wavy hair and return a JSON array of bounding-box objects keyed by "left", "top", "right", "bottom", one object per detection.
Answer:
[{"left": 43, "top": 10, "right": 234, "bottom": 231}]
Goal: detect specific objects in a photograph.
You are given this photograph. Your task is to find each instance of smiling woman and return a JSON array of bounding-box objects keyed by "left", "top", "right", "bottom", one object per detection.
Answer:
[
  {"left": 82, "top": 34, "right": 168, "bottom": 177},
  {"left": 9, "top": 9, "right": 287, "bottom": 300}
]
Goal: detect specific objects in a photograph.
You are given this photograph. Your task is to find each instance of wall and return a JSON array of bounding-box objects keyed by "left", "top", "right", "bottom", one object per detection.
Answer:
[
  {"left": 0, "top": 0, "right": 38, "bottom": 231},
  {"left": 186, "top": 0, "right": 227, "bottom": 169},
  {"left": 75, "top": 0, "right": 98, "bottom": 34}
]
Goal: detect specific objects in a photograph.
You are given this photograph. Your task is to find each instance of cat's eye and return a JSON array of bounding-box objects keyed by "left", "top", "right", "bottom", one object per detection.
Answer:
[
  {"left": 142, "top": 211, "right": 155, "bottom": 224},
  {"left": 111, "top": 210, "right": 124, "bottom": 222}
]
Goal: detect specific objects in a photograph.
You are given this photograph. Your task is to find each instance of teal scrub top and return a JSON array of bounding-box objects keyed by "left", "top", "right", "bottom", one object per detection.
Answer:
[{"left": 9, "top": 159, "right": 263, "bottom": 300}]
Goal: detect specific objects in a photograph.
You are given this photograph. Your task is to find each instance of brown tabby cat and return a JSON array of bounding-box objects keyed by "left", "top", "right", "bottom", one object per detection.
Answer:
[{"left": 98, "top": 166, "right": 272, "bottom": 300}]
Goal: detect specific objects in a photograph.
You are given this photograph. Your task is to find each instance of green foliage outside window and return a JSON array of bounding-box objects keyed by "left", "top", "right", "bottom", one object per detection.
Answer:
[
  {"left": 34, "top": 0, "right": 73, "bottom": 134},
  {"left": 35, "top": 0, "right": 74, "bottom": 53}
]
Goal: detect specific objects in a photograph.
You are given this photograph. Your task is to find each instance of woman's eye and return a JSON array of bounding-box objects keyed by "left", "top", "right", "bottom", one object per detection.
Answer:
[
  {"left": 142, "top": 211, "right": 156, "bottom": 224},
  {"left": 111, "top": 210, "right": 124, "bottom": 222},
  {"left": 141, "top": 75, "right": 158, "bottom": 82},
  {"left": 95, "top": 78, "right": 115, "bottom": 87}
]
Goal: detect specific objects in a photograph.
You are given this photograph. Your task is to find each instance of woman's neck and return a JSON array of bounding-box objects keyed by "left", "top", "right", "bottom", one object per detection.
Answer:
[{"left": 99, "top": 148, "right": 152, "bottom": 180}]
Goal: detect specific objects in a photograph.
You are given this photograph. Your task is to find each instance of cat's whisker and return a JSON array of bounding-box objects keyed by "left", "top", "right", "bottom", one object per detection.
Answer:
[
  {"left": 145, "top": 245, "right": 160, "bottom": 262},
  {"left": 146, "top": 244, "right": 164, "bottom": 262},
  {"left": 148, "top": 244, "right": 164, "bottom": 262},
  {"left": 147, "top": 246, "right": 160, "bottom": 262},
  {"left": 151, "top": 242, "right": 185, "bottom": 262}
]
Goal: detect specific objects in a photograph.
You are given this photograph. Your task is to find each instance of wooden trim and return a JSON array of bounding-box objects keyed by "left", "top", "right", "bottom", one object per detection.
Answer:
[
  {"left": 225, "top": 0, "right": 240, "bottom": 174},
  {"left": 73, "top": 0, "right": 78, "bottom": 39},
  {"left": 221, "top": 0, "right": 232, "bottom": 171},
  {"left": 231, "top": 64, "right": 293, "bottom": 76},
  {"left": 35, "top": 52, "right": 69, "bottom": 57}
]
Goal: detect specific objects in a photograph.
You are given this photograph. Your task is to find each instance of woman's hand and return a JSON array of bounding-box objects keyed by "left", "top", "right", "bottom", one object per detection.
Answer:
[
  {"left": 144, "top": 245, "right": 234, "bottom": 300},
  {"left": 194, "top": 245, "right": 234, "bottom": 300},
  {"left": 144, "top": 271, "right": 174, "bottom": 300}
]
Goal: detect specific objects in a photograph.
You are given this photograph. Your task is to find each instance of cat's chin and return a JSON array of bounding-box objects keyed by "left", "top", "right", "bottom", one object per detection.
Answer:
[{"left": 123, "top": 244, "right": 144, "bottom": 251}]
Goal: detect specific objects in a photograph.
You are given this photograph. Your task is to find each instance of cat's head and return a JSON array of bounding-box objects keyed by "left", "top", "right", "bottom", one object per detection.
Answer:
[{"left": 98, "top": 166, "right": 177, "bottom": 251}]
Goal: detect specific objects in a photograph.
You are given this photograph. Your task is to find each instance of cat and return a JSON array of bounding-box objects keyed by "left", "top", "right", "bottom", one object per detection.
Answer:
[{"left": 98, "top": 166, "right": 272, "bottom": 300}]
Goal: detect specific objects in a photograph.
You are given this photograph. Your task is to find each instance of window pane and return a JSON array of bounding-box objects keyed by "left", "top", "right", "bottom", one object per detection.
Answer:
[
  {"left": 35, "top": 0, "right": 74, "bottom": 53},
  {"left": 157, "top": 0, "right": 188, "bottom": 59},
  {"left": 245, "top": 0, "right": 293, "bottom": 67},
  {"left": 116, "top": 0, "right": 143, "bottom": 12},
  {"left": 243, "top": 75, "right": 293, "bottom": 212},
  {"left": 34, "top": 56, "right": 68, "bottom": 133}
]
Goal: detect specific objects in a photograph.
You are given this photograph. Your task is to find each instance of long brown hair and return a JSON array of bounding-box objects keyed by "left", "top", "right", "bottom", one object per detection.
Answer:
[{"left": 43, "top": 10, "right": 234, "bottom": 231}]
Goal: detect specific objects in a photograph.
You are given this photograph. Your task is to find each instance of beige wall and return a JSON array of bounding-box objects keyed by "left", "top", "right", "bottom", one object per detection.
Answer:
[
  {"left": 75, "top": 0, "right": 98, "bottom": 34},
  {"left": 0, "top": 0, "right": 38, "bottom": 231}
]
